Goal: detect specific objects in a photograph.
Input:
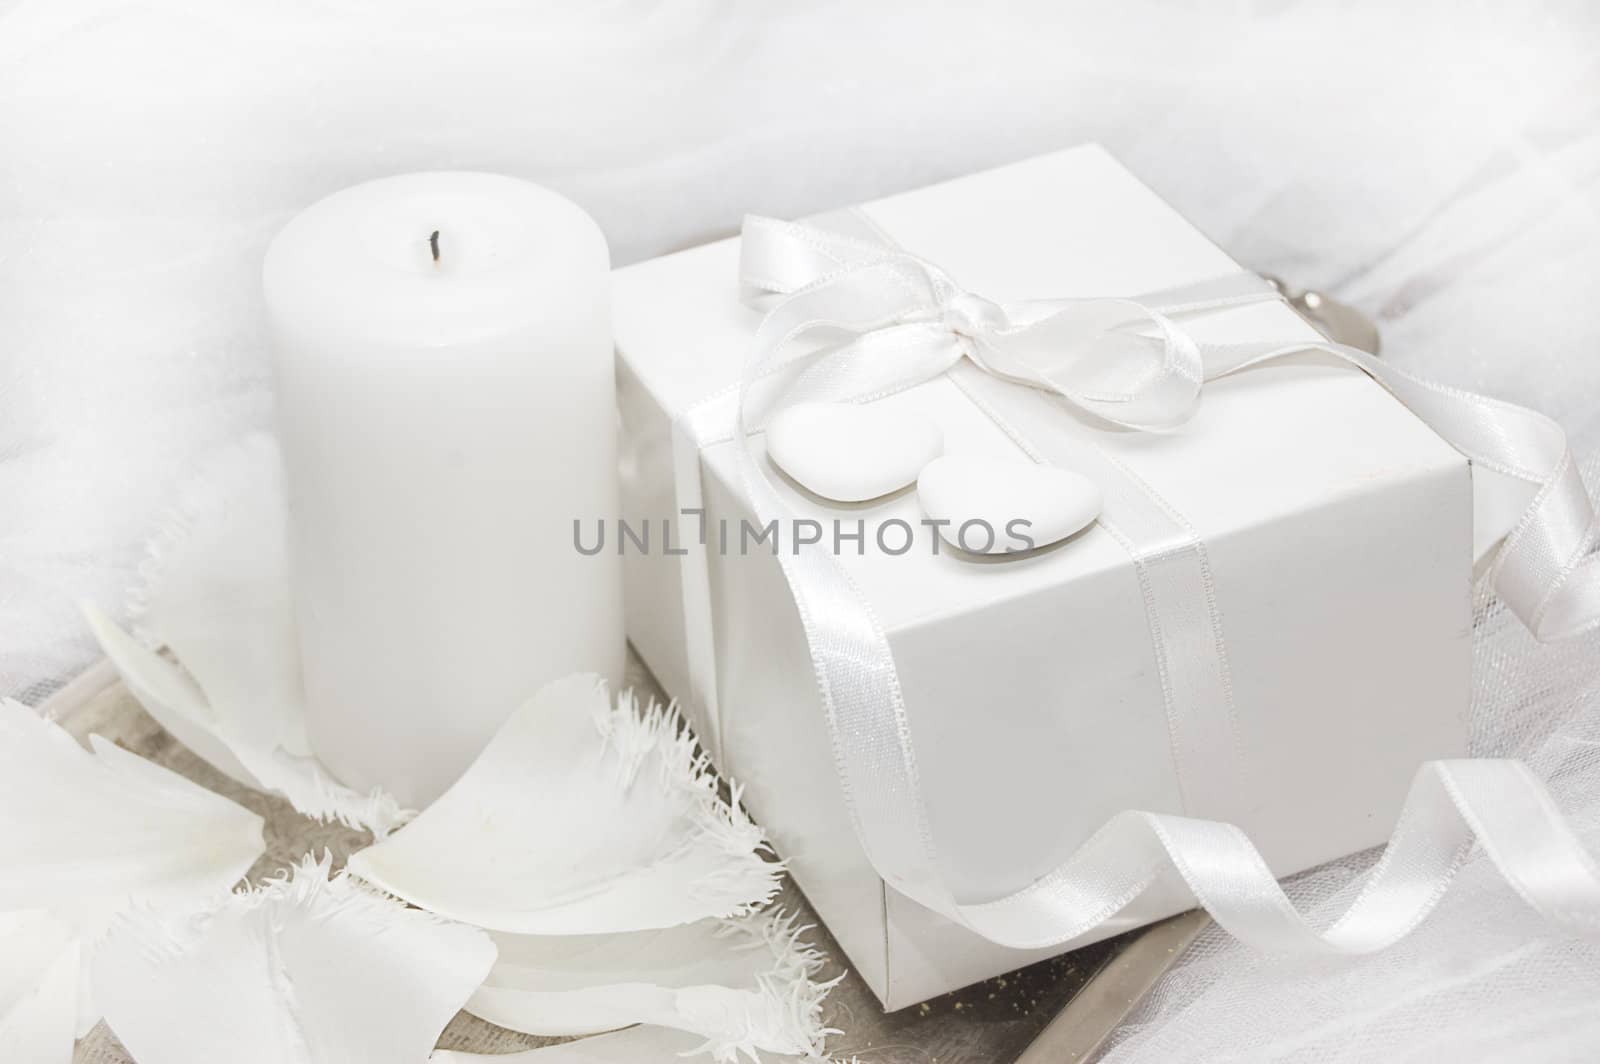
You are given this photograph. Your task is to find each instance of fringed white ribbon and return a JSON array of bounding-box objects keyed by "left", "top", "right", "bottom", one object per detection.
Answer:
[{"left": 671, "top": 212, "right": 1600, "bottom": 953}]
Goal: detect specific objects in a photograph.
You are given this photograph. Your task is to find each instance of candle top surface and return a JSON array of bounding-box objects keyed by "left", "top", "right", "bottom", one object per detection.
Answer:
[{"left": 264, "top": 171, "right": 607, "bottom": 349}]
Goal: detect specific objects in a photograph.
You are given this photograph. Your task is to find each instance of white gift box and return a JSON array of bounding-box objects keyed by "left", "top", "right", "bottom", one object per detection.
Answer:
[{"left": 613, "top": 145, "right": 1471, "bottom": 1009}]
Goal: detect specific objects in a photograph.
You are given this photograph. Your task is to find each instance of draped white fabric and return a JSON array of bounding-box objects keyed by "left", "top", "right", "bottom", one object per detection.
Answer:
[{"left": 5, "top": 2, "right": 1600, "bottom": 1059}]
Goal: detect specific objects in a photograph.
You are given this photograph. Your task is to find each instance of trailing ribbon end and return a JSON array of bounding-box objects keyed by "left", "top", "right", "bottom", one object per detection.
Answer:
[{"left": 952, "top": 758, "right": 1600, "bottom": 955}]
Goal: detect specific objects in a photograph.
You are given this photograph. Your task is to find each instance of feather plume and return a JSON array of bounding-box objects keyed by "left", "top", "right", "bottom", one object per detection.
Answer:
[
  {"left": 349, "top": 674, "right": 782, "bottom": 935},
  {"left": 93, "top": 854, "right": 496, "bottom": 1064},
  {"left": 468, "top": 909, "right": 840, "bottom": 1061},
  {"left": 89, "top": 433, "right": 409, "bottom": 835},
  {"left": 0, "top": 698, "right": 264, "bottom": 1054}
]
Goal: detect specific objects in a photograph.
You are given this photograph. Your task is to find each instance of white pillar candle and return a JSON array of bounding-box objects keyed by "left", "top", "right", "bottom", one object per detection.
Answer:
[{"left": 264, "top": 172, "right": 622, "bottom": 807}]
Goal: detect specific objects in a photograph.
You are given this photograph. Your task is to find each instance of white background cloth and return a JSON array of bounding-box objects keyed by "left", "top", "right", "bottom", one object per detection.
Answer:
[{"left": 3, "top": 2, "right": 1599, "bottom": 1059}]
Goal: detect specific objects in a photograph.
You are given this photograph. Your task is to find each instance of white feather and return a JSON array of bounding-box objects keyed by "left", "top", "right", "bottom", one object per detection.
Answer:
[
  {"left": 93, "top": 853, "right": 497, "bottom": 1064},
  {"left": 468, "top": 910, "right": 840, "bottom": 1061},
  {"left": 433, "top": 1024, "right": 859, "bottom": 1063},
  {"left": 349, "top": 674, "right": 782, "bottom": 935},
  {"left": 0, "top": 911, "right": 79, "bottom": 1064},
  {"left": 0, "top": 698, "right": 265, "bottom": 1052},
  {"left": 0, "top": 699, "right": 263, "bottom": 928},
  {"left": 87, "top": 433, "right": 409, "bottom": 836}
]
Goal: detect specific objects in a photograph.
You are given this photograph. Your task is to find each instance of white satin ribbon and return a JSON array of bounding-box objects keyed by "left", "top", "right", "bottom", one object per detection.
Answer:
[
  {"left": 947, "top": 361, "right": 1253, "bottom": 824},
  {"left": 671, "top": 212, "right": 1600, "bottom": 953}
]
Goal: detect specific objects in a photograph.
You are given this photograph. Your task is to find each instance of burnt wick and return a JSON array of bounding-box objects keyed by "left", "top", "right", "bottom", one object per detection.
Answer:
[{"left": 429, "top": 229, "right": 441, "bottom": 263}]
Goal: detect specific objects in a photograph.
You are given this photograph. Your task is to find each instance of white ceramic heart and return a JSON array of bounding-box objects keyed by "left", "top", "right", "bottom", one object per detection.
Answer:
[
  {"left": 917, "top": 455, "right": 1101, "bottom": 554},
  {"left": 766, "top": 401, "right": 942, "bottom": 503}
]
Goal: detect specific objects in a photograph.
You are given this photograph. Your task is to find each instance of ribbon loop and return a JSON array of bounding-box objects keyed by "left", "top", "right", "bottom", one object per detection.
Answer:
[
  {"left": 979, "top": 298, "right": 1204, "bottom": 429},
  {"left": 740, "top": 215, "right": 1227, "bottom": 430}
]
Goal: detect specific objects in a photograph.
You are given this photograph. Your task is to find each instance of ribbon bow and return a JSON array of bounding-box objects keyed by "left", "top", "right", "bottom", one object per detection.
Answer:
[
  {"left": 671, "top": 211, "right": 1600, "bottom": 957},
  {"left": 738, "top": 213, "right": 1280, "bottom": 433}
]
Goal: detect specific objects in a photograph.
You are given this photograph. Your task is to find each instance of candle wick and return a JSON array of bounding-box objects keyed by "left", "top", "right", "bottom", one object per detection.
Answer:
[{"left": 429, "top": 230, "right": 441, "bottom": 264}]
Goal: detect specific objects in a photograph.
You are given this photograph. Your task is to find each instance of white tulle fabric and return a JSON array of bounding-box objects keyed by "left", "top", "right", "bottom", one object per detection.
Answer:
[{"left": 4, "top": 1, "right": 1600, "bottom": 1059}]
